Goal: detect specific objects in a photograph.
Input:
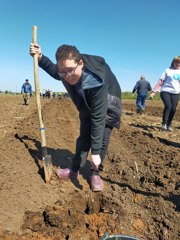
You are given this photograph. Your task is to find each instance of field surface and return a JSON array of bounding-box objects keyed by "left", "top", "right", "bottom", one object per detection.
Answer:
[{"left": 0, "top": 95, "right": 179, "bottom": 240}]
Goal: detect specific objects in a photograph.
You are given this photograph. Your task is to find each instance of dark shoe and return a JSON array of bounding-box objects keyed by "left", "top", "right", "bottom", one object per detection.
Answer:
[
  {"left": 56, "top": 168, "right": 78, "bottom": 179},
  {"left": 167, "top": 125, "right": 173, "bottom": 131},
  {"left": 98, "top": 163, "right": 104, "bottom": 172},
  {"left": 136, "top": 108, "right": 140, "bottom": 113},
  {"left": 136, "top": 107, "right": 144, "bottom": 114},
  {"left": 90, "top": 175, "right": 103, "bottom": 192},
  {"left": 162, "top": 124, "right": 167, "bottom": 131}
]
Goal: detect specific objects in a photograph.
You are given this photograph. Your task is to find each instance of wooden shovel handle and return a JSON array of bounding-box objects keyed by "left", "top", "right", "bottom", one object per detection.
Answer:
[
  {"left": 32, "top": 26, "right": 46, "bottom": 147},
  {"left": 32, "top": 26, "right": 37, "bottom": 44}
]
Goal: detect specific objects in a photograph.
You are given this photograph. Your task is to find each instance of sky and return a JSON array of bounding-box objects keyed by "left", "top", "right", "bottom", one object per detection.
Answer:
[{"left": 0, "top": 0, "right": 179, "bottom": 93}]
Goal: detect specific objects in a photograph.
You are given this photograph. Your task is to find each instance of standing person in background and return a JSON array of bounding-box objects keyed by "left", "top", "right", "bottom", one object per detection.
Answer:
[
  {"left": 30, "top": 43, "right": 122, "bottom": 192},
  {"left": 21, "top": 79, "right": 32, "bottom": 105},
  {"left": 149, "top": 56, "right": 180, "bottom": 131},
  {"left": 132, "top": 75, "right": 152, "bottom": 113},
  {"left": 42, "top": 89, "right": 46, "bottom": 98}
]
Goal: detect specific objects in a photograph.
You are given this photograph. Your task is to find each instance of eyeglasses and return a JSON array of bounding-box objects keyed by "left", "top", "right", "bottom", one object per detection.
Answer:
[{"left": 58, "top": 62, "right": 79, "bottom": 78}]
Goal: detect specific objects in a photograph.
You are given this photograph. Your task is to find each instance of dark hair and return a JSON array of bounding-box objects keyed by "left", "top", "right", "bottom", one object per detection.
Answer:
[
  {"left": 26, "top": 79, "right": 29, "bottom": 81},
  {"left": 171, "top": 56, "right": 180, "bottom": 68},
  {"left": 55, "top": 45, "right": 81, "bottom": 62}
]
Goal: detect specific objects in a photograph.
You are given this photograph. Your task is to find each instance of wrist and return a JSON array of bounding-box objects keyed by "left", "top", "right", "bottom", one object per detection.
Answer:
[{"left": 38, "top": 53, "right": 42, "bottom": 61}]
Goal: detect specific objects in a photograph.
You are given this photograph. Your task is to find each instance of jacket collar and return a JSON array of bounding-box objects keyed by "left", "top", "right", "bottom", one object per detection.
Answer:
[{"left": 81, "top": 68, "right": 104, "bottom": 90}]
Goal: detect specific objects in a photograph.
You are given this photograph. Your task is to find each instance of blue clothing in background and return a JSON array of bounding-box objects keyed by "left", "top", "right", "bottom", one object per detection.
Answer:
[
  {"left": 21, "top": 82, "right": 32, "bottom": 94},
  {"left": 132, "top": 78, "right": 152, "bottom": 110}
]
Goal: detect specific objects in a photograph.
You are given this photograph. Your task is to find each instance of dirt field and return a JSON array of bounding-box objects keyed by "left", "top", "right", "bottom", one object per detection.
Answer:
[{"left": 0, "top": 95, "right": 179, "bottom": 240}]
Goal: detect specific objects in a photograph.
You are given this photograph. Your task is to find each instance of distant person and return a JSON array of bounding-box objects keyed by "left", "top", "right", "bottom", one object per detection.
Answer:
[
  {"left": 21, "top": 79, "right": 32, "bottom": 105},
  {"left": 132, "top": 75, "right": 152, "bottom": 113},
  {"left": 149, "top": 56, "right": 180, "bottom": 131},
  {"left": 46, "top": 89, "right": 51, "bottom": 99},
  {"left": 30, "top": 43, "right": 122, "bottom": 192},
  {"left": 42, "top": 89, "right": 46, "bottom": 98}
]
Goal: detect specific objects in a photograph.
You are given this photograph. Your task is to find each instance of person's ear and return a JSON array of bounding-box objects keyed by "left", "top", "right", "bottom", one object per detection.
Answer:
[{"left": 79, "top": 59, "right": 84, "bottom": 68}]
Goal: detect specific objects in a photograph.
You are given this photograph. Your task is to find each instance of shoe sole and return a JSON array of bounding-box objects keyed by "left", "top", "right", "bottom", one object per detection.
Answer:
[
  {"left": 91, "top": 183, "right": 104, "bottom": 192},
  {"left": 92, "top": 187, "right": 103, "bottom": 192}
]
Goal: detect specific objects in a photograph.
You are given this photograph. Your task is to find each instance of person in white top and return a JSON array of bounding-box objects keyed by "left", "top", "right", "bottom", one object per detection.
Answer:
[{"left": 149, "top": 56, "right": 180, "bottom": 131}]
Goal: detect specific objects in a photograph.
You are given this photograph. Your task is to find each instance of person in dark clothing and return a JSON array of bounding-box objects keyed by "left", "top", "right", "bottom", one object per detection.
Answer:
[
  {"left": 132, "top": 75, "right": 152, "bottom": 113},
  {"left": 30, "top": 43, "right": 122, "bottom": 192}
]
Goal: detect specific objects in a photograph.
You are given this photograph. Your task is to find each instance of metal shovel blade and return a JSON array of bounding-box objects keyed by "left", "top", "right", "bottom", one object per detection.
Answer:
[{"left": 43, "top": 155, "right": 53, "bottom": 183}]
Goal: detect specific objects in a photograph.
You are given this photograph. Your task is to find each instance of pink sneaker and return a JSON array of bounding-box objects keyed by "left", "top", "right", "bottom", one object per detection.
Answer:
[
  {"left": 56, "top": 168, "right": 78, "bottom": 179},
  {"left": 90, "top": 175, "right": 103, "bottom": 192}
]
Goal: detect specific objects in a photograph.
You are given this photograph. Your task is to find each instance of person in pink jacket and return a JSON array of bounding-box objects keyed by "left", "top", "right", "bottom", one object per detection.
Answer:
[{"left": 149, "top": 56, "right": 180, "bottom": 131}]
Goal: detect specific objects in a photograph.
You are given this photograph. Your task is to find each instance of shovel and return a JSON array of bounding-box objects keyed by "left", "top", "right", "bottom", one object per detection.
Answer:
[{"left": 32, "top": 25, "right": 53, "bottom": 183}]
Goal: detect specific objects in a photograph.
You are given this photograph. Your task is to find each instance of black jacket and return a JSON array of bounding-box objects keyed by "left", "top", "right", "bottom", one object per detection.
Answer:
[{"left": 39, "top": 54, "right": 121, "bottom": 154}]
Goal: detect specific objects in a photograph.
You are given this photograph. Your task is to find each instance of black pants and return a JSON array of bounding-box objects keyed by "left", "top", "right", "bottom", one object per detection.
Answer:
[
  {"left": 71, "top": 119, "right": 113, "bottom": 173},
  {"left": 160, "top": 91, "right": 179, "bottom": 126}
]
